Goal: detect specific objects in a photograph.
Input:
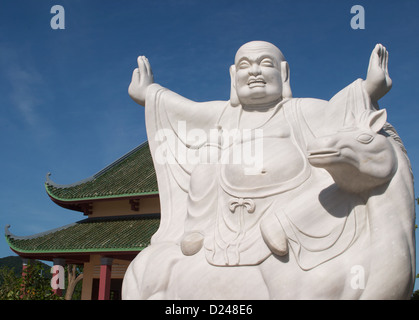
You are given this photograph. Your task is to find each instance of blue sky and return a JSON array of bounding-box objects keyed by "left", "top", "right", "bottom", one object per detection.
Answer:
[{"left": 1, "top": 0, "right": 418, "bottom": 290}]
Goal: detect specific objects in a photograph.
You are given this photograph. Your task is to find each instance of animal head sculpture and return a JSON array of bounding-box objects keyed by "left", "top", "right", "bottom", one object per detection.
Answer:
[{"left": 307, "top": 109, "right": 397, "bottom": 194}]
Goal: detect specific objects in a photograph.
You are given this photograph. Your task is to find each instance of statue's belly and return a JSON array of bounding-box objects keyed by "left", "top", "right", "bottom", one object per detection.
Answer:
[{"left": 221, "top": 136, "right": 306, "bottom": 190}]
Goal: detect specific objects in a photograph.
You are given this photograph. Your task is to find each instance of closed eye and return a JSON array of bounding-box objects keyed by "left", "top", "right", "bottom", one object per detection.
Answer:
[
  {"left": 238, "top": 60, "right": 251, "bottom": 69},
  {"left": 357, "top": 133, "right": 374, "bottom": 144},
  {"left": 260, "top": 58, "right": 274, "bottom": 67}
]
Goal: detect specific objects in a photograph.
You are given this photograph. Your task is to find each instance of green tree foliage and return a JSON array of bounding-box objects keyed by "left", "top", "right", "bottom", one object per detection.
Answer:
[
  {"left": 0, "top": 261, "right": 63, "bottom": 300},
  {"left": 0, "top": 266, "right": 21, "bottom": 299}
]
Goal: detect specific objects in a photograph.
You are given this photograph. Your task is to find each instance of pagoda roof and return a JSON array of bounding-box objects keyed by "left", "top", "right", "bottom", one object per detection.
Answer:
[
  {"left": 46, "top": 141, "right": 158, "bottom": 210},
  {"left": 5, "top": 214, "right": 160, "bottom": 262}
]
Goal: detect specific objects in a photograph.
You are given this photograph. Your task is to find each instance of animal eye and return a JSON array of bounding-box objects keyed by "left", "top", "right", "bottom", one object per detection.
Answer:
[{"left": 357, "top": 133, "right": 374, "bottom": 144}]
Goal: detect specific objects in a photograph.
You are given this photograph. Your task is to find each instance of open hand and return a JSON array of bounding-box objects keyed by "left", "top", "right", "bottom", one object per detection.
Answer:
[
  {"left": 128, "top": 56, "right": 154, "bottom": 106},
  {"left": 363, "top": 44, "right": 392, "bottom": 103}
]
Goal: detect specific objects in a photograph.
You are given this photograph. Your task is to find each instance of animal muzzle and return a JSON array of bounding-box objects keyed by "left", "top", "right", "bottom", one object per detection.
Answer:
[{"left": 307, "top": 148, "right": 341, "bottom": 167}]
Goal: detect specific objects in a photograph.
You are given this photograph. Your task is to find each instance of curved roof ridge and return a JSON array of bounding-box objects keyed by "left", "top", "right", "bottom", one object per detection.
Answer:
[
  {"left": 45, "top": 141, "right": 149, "bottom": 189},
  {"left": 5, "top": 222, "right": 77, "bottom": 240},
  {"left": 45, "top": 172, "right": 94, "bottom": 189},
  {"left": 5, "top": 215, "right": 161, "bottom": 255}
]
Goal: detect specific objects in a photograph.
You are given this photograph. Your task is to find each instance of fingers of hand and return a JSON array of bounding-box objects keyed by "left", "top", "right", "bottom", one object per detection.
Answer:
[
  {"left": 137, "top": 56, "right": 147, "bottom": 76},
  {"left": 369, "top": 44, "right": 381, "bottom": 71},
  {"left": 384, "top": 48, "right": 389, "bottom": 74},
  {"left": 380, "top": 45, "right": 385, "bottom": 68},
  {"left": 371, "top": 44, "right": 390, "bottom": 72},
  {"left": 376, "top": 44, "right": 392, "bottom": 88},
  {"left": 143, "top": 56, "right": 153, "bottom": 78},
  {"left": 136, "top": 56, "right": 153, "bottom": 83},
  {"left": 131, "top": 68, "right": 140, "bottom": 84}
]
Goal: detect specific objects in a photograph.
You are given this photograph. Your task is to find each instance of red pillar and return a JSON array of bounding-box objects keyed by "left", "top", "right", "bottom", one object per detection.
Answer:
[
  {"left": 98, "top": 257, "right": 113, "bottom": 300},
  {"left": 20, "top": 258, "right": 30, "bottom": 298}
]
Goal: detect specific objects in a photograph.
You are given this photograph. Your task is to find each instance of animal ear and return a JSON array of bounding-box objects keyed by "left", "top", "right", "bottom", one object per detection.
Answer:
[
  {"left": 229, "top": 65, "right": 240, "bottom": 107},
  {"left": 368, "top": 109, "right": 387, "bottom": 133}
]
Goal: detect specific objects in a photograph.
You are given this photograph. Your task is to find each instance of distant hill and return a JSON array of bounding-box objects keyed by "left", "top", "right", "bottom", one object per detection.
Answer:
[
  {"left": 0, "top": 256, "right": 51, "bottom": 277},
  {"left": 0, "top": 256, "right": 23, "bottom": 276}
]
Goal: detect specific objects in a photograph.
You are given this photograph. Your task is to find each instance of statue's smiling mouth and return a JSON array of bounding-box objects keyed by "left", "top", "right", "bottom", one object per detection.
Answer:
[{"left": 248, "top": 77, "right": 266, "bottom": 87}]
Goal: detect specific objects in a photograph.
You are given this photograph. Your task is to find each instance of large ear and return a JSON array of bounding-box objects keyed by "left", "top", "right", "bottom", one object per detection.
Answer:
[
  {"left": 368, "top": 108, "right": 387, "bottom": 132},
  {"left": 229, "top": 65, "right": 240, "bottom": 107},
  {"left": 280, "top": 61, "right": 292, "bottom": 99}
]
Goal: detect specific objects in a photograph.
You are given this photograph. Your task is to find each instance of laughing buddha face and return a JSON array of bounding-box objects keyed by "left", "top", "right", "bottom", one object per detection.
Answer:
[{"left": 231, "top": 41, "right": 290, "bottom": 109}]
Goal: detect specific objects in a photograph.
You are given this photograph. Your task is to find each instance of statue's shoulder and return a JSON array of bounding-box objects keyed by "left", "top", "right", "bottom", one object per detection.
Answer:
[
  {"left": 296, "top": 97, "right": 328, "bottom": 112},
  {"left": 289, "top": 97, "right": 329, "bottom": 137},
  {"left": 292, "top": 97, "right": 328, "bottom": 120}
]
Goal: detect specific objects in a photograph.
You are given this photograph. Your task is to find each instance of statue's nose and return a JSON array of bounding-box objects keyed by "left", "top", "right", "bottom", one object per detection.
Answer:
[{"left": 248, "top": 63, "right": 262, "bottom": 76}]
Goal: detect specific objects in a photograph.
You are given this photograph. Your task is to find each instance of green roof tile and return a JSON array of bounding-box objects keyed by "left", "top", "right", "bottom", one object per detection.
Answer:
[
  {"left": 5, "top": 214, "right": 160, "bottom": 253},
  {"left": 46, "top": 141, "right": 158, "bottom": 201}
]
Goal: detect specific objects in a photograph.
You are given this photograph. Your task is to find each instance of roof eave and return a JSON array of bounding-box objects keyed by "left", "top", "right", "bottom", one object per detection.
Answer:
[
  {"left": 45, "top": 184, "right": 159, "bottom": 212},
  {"left": 7, "top": 247, "right": 140, "bottom": 263}
]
